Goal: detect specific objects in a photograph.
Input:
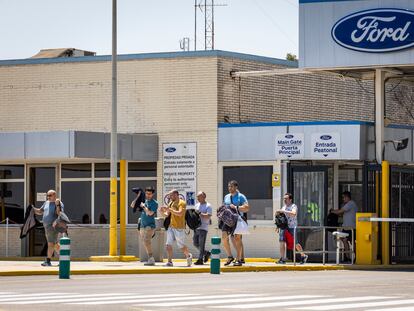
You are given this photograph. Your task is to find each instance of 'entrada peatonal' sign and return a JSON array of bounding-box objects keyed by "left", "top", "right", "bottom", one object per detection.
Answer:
[{"left": 332, "top": 8, "right": 414, "bottom": 53}]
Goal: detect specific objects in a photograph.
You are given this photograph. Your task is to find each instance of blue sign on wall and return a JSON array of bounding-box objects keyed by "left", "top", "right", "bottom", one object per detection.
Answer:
[{"left": 332, "top": 8, "right": 414, "bottom": 53}]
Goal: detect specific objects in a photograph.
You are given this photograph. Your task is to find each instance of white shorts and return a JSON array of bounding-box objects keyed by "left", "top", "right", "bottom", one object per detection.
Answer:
[{"left": 166, "top": 228, "right": 187, "bottom": 249}]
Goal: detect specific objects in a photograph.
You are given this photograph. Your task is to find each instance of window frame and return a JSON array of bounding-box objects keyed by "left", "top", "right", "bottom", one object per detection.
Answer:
[{"left": 0, "top": 165, "right": 26, "bottom": 224}]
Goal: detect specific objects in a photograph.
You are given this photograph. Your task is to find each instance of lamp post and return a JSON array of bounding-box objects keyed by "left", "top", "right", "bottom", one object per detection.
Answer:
[{"left": 109, "top": 0, "right": 118, "bottom": 257}]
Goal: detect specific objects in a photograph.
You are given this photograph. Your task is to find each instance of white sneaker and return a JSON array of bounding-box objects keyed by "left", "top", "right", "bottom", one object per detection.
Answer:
[
  {"left": 187, "top": 253, "right": 193, "bottom": 267},
  {"left": 144, "top": 257, "right": 155, "bottom": 266}
]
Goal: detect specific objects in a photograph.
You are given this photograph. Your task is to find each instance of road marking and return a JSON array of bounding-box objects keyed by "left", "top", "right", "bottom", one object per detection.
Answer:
[
  {"left": 0, "top": 293, "right": 69, "bottom": 301},
  {"left": 211, "top": 296, "right": 393, "bottom": 309},
  {"left": 294, "top": 298, "right": 414, "bottom": 310},
  {"left": 369, "top": 307, "right": 414, "bottom": 311},
  {"left": 140, "top": 295, "right": 324, "bottom": 307},
  {"left": 72, "top": 294, "right": 259, "bottom": 305},
  {"left": 2, "top": 293, "right": 129, "bottom": 304},
  {"left": 9, "top": 293, "right": 195, "bottom": 305}
]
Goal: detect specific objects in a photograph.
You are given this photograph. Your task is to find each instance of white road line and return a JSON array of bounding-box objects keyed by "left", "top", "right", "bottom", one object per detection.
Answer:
[
  {"left": 211, "top": 296, "right": 393, "bottom": 309},
  {"left": 1, "top": 293, "right": 129, "bottom": 303},
  {"left": 295, "top": 298, "right": 414, "bottom": 310},
  {"left": 368, "top": 307, "right": 414, "bottom": 311},
  {"left": 140, "top": 295, "right": 325, "bottom": 307},
  {"left": 72, "top": 294, "right": 259, "bottom": 306},
  {"left": 0, "top": 293, "right": 70, "bottom": 301},
  {"left": 9, "top": 293, "right": 195, "bottom": 305}
]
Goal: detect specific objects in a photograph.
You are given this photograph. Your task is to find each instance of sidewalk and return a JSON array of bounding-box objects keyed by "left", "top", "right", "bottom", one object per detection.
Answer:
[{"left": 0, "top": 259, "right": 346, "bottom": 276}]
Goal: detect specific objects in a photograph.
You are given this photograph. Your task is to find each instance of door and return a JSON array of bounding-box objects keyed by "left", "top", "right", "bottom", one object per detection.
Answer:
[
  {"left": 289, "top": 166, "right": 328, "bottom": 227},
  {"left": 27, "top": 166, "right": 57, "bottom": 256}
]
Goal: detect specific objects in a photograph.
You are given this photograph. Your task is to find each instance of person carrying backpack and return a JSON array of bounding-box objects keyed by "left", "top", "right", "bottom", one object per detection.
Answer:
[
  {"left": 193, "top": 191, "right": 212, "bottom": 265},
  {"left": 221, "top": 180, "right": 249, "bottom": 267},
  {"left": 160, "top": 189, "right": 193, "bottom": 267},
  {"left": 276, "top": 193, "right": 308, "bottom": 265}
]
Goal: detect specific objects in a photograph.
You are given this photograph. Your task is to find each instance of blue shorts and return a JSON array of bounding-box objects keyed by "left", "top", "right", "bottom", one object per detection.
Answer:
[{"left": 279, "top": 228, "right": 295, "bottom": 242}]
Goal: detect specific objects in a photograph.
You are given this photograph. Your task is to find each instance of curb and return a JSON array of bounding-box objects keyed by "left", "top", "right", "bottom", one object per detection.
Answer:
[{"left": 0, "top": 264, "right": 345, "bottom": 277}]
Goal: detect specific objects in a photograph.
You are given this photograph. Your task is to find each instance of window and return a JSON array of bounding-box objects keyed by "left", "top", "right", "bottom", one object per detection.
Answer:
[
  {"left": 128, "top": 162, "right": 157, "bottom": 178},
  {"left": 61, "top": 164, "right": 91, "bottom": 178},
  {"left": 95, "top": 163, "right": 120, "bottom": 178},
  {"left": 223, "top": 166, "right": 273, "bottom": 221},
  {"left": 94, "top": 181, "right": 120, "bottom": 224},
  {"left": 61, "top": 181, "right": 92, "bottom": 224},
  {"left": 0, "top": 182, "right": 24, "bottom": 224},
  {"left": 0, "top": 165, "right": 24, "bottom": 179}
]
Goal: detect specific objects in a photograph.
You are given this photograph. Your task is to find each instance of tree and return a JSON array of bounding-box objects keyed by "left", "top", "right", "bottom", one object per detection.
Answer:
[{"left": 286, "top": 53, "right": 298, "bottom": 61}]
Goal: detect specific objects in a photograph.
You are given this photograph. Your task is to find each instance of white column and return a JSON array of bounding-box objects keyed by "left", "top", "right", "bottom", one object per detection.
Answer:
[{"left": 375, "top": 69, "right": 386, "bottom": 164}]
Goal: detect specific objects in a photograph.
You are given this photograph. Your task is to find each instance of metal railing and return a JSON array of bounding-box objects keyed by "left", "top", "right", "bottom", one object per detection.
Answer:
[
  {"left": 0, "top": 218, "right": 19, "bottom": 257},
  {"left": 292, "top": 226, "right": 355, "bottom": 266}
]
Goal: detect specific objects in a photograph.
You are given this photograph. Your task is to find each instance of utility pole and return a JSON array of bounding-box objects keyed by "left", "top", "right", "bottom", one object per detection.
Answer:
[{"left": 109, "top": 0, "right": 118, "bottom": 257}]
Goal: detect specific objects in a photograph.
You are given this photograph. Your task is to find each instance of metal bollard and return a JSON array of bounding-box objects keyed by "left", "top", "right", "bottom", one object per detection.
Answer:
[
  {"left": 59, "top": 236, "right": 71, "bottom": 279},
  {"left": 210, "top": 236, "right": 221, "bottom": 274}
]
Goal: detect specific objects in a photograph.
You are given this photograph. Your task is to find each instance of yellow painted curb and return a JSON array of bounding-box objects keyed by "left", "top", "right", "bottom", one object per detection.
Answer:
[
  {"left": 0, "top": 265, "right": 345, "bottom": 277},
  {"left": 89, "top": 255, "right": 138, "bottom": 262}
]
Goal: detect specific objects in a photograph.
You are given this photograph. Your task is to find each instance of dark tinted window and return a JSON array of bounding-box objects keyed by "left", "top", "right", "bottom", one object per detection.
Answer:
[
  {"left": 61, "top": 181, "right": 92, "bottom": 224},
  {"left": 61, "top": 164, "right": 92, "bottom": 178},
  {"left": 95, "top": 163, "right": 120, "bottom": 178},
  {"left": 0, "top": 182, "right": 24, "bottom": 223},
  {"left": 128, "top": 180, "right": 157, "bottom": 224},
  {"left": 0, "top": 165, "right": 24, "bottom": 179},
  {"left": 94, "top": 181, "right": 120, "bottom": 224},
  {"left": 128, "top": 162, "right": 157, "bottom": 178},
  {"left": 223, "top": 166, "right": 273, "bottom": 220}
]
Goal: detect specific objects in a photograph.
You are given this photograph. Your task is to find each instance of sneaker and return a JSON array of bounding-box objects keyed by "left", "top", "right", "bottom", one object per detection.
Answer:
[
  {"left": 240, "top": 258, "right": 245, "bottom": 264},
  {"left": 300, "top": 255, "right": 309, "bottom": 264},
  {"left": 203, "top": 251, "right": 211, "bottom": 263},
  {"left": 233, "top": 260, "right": 243, "bottom": 266},
  {"left": 194, "top": 259, "right": 204, "bottom": 265},
  {"left": 165, "top": 261, "right": 173, "bottom": 267},
  {"left": 277, "top": 258, "right": 286, "bottom": 264},
  {"left": 41, "top": 261, "right": 52, "bottom": 267},
  {"left": 187, "top": 253, "right": 193, "bottom": 267},
  {"left": 144, "top": 257, "right": 155, "bottom": 266},
  {"left": 224, "top": 257, "right": 235, "bottom": 266}
]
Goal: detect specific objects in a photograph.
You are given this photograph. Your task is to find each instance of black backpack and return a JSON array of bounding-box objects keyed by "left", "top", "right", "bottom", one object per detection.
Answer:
[
  {"left": 274, "top": 213, "right": 288, "bottom": 229},
  {"left": 185, "top": 209, "right": 202, "bottom": 230}
]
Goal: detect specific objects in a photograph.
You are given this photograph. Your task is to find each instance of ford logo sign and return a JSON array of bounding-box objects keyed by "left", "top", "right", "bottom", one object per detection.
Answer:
[
  {"left": 332, "top": 9, "right": 414, "bottom": 53},
  {"left": 165, "top": 147, "right": 176, "bottom": 153},
  {"left": 320, "top": 135, "right": 332, "bottom": 140},
  {"left": 285, "top": 134, "right": 294, "bottom": 139}
]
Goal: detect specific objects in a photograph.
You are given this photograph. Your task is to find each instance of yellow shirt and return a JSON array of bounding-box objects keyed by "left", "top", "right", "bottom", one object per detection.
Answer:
[{"left": 169, "top": 199, "right": 187, "bottom": 229}]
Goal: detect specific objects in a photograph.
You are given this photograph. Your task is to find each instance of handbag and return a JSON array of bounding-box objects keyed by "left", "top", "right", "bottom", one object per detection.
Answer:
[
  {"left": 52, "top": 202, "right": 69, "bottom": 233},
  {"left": 233, "top": 215, "right": 249, "bottom": 235}
]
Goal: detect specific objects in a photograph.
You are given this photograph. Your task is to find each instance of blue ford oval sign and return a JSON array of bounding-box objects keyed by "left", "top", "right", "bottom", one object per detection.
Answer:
[
  {"left": 165, "top": 147, "right": 176, "bottom": 153},
  {"left": 285, "top": 134, "right": 294, "bottom": 139},
  {"left": 332, "top": 8, "right": 414, "bottom": 52},
  {"left": 320, "top": 135, "right": 332, "bottom": 140}
]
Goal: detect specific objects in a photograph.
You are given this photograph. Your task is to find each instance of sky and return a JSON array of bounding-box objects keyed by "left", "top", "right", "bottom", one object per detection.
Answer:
[{"left": 0, "top": 0, "right": 298, "bottom": 60}]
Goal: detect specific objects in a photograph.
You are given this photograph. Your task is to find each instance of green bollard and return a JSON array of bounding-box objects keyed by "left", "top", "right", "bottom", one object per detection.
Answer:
[
  {"left": 59, "top": 236, "right": 71, "bottom": 279},
  {"left": 210, "top": 236, "right": 221, "bottom": 274}
]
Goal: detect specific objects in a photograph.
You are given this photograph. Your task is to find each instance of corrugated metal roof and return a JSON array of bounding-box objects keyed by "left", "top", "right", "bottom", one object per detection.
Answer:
[{"left": 30, "top": 48, "right": 96, "bottom": 59}]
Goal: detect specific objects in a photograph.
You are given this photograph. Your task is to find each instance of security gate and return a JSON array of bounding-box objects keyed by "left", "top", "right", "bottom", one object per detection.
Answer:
[{"left": 390, "top": 167, "right": 414, "bottom": 264}]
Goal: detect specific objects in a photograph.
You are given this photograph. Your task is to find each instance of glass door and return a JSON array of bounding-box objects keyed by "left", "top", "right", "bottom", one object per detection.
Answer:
[{"left": 27, "top": 166, "right": 57, "bottom": 256}]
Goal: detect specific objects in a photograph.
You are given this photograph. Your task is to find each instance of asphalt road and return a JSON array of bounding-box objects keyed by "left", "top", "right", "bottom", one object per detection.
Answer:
[{"left": 0, "top": 270, "right": 414, "bottom": 311}]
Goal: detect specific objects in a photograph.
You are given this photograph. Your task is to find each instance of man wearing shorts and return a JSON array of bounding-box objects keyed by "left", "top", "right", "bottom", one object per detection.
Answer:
[
  {"left": 33, "top": 190, "right": 64, "bottom": 267},
  {"left": 277, "top": 193, "right": 308, "bottom": 264},
  {"left": 138, "top": 187, "right": 158, "bottom": 266},
  {"left": 161, "top": 189, "right": 193, "bottom": 267}
]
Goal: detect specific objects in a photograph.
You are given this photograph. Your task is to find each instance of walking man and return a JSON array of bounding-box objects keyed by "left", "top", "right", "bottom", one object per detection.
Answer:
[
  {"left": 161, "top": 190, "right": 193, "bottom": 267},
  {"left": 277, "top": 193, "right": 308, "bottom": 264},
  {"left": 193, "top": 191, "right": 212, "bottom": 265},
  {"left": 33, "top": 190, "right": 64, "bottom": 267},
  {"left": 222, "top": 180, "right": 249, "bottom": 266},
  {"left": 137, "top": 186, "right": 158, "bottom": 266},
  {"left": 329, "top": 191, "right": 357, "bottom": 262}
]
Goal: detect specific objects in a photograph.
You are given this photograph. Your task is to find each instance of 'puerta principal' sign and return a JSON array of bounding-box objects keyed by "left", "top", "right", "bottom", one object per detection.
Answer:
[
  {"left": 276, "top": 133, "right": 304, "bottom": 159},
  {"left": 332, "top": 8, "right": 414, "bottom": 53}
]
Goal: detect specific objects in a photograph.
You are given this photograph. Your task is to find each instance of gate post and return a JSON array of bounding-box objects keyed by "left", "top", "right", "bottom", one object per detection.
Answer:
[{"left": 381, "top": 161, "right": 390, "bottom": 265}]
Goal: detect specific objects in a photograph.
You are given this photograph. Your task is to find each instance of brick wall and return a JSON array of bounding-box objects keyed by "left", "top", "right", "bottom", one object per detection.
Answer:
[{"left": 217, "top": 57, "right": 414, "bottom": 126}]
